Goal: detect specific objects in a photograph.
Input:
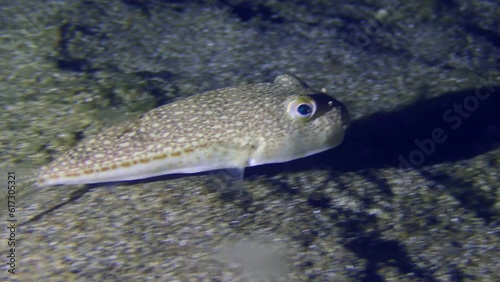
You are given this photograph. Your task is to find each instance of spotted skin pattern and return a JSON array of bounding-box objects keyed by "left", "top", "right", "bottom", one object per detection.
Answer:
[{"left": 37, "top": 74, "right": 350, "bottom": 186}]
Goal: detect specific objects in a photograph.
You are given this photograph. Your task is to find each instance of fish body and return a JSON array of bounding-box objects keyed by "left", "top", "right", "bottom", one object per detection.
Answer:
[{"left": 37, "top": 74, "right": 350, "bottom": 186}]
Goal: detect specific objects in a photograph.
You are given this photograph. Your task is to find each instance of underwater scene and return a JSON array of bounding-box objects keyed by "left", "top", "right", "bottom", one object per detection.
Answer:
[{"left": 0, "top": 0, "right": 499, "bottom": 281}]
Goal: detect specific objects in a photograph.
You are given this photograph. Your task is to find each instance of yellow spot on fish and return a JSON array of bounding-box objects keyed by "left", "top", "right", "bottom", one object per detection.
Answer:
[{"left": 153, "top": 154, "right": 167, "bottom": 160}]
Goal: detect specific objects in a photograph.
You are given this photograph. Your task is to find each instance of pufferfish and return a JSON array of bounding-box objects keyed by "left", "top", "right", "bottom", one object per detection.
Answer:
[{"left": 37, "top": 74, "right": 350, "bottom": 186}]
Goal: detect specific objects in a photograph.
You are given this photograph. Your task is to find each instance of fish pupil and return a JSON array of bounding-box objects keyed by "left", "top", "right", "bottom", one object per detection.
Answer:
[{"left": 297, "top": 104, "right": 312, "bottom": 116}]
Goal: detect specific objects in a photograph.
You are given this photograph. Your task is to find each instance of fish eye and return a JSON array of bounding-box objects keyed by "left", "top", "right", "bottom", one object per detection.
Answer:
[
  {"left": 297, "top": 103, "right": 313, "bottom": 117},
  {"left": 287, "top": 96, "right": 317, "bottom": 121}
]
